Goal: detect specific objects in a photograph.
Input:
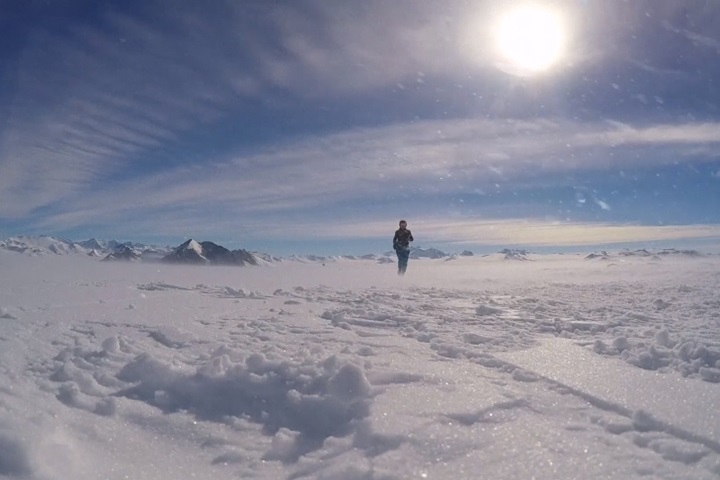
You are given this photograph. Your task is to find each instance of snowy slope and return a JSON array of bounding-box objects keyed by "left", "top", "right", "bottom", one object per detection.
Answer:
[
  {"left": 1, "top": 252, "right": 719, "bottom": 479},
  {"left": 0, "top": 236, "right": 170, "bottom": 258},
  {"left": 500, "top": 338, "right": 720, "bottom": 452}
]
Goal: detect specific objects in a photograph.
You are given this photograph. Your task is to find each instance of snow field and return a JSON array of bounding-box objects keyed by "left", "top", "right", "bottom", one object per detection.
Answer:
[{"left": 1, "top": 252, "right": 719, "bottom": 479}]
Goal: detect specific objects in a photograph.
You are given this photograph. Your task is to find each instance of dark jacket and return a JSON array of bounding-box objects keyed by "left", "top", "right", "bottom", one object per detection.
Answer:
[{"left": 393, "top": 228, "right": 414, "bottom": 250}]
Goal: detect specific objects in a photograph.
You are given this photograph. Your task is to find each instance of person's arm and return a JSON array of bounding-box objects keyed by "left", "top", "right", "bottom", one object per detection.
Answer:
[
  {"left": 393, "top": 231, "right": 399, "bottom": 249},
  {"left": 408, "top": 231, "right": 414, "bottom": 242}
]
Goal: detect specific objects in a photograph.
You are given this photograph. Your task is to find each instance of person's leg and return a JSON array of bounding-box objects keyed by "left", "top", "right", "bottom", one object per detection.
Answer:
[{"left": 398, "top": 250, "right": 409, "bottom": 274}]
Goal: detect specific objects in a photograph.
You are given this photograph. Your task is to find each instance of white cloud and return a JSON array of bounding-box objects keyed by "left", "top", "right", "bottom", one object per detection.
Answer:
[
  {"left": 1, "top": 0, "right": 464, "bottom": 216},
  {"left": 285, "top": 217, "right": 720, "bottom": 248},
  {"left": 577, "top": 122, "right": 720, "bottom": 147},
  {"left": 0, "top": 11, "right": 230, "bottom": 216},
  {"left": 24, "top": 117, "right": 720, "bottom": 235}
]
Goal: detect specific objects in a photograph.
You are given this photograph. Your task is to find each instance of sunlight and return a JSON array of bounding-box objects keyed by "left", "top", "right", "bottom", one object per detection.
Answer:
[{"left": 492, "top": 4, "right": 567, "bottom": 76}]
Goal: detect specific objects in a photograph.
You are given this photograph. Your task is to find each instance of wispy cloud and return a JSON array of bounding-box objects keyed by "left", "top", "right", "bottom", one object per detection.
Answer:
[
  {"left": 577, "top": 122, "right": 720, "bottom": 147},
  {"left": 0, "top": 8, "right": 231, "bottom": 216},
  {"left": 26, "top": 116, "right": 720, "bottom": 236},
  {"left": 279, "top": 217, "right": 720, "bottom": 248},
  {"left": 2, "top": 0, "right": 475, "bottom": 217}
]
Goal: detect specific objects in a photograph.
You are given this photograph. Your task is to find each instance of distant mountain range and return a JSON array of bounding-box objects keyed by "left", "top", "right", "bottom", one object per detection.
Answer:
[
  {"left": 0, "top": 236, "right": 169, "bottom": 261},
  {"left": 3, "top": 236, "right": 711, "bottom": 264},
  {"left": 585, "top": 248, "right": 704, "bottom": 260},
  {"left": 162, "top": 239, "right": 259, "bottom": 266},
  {"left": 0, "top": 235, "right": 470, "bottom": 264}
]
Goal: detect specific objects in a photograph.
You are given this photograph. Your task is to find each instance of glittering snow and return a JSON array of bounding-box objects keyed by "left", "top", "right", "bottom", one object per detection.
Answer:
[{"left": 1, "top": 250, "right": 720, "bottom": 479}]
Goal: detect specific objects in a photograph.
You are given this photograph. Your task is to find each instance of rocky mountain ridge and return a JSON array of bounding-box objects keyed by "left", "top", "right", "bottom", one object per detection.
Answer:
[{"left": 0, "top": 236, "right": 466, "bottom": 263}]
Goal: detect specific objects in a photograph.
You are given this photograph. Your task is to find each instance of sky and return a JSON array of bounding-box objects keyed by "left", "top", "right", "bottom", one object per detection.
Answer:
[{"left": 1, "top": 0, "right": 720, "bottom": 255}]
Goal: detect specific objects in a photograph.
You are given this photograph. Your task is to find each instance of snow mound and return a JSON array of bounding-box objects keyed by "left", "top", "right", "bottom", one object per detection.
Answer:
[{"left": 114, "top": 350, "right": 372, "bottom": 456}]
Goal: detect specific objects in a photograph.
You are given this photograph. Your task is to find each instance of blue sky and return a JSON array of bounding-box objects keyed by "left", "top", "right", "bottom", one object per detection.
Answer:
[{"left": 1, "top": 0, "right": 720, "bottom": 255}]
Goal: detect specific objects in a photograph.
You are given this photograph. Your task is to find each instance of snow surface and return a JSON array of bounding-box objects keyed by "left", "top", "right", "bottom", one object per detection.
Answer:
[{"left": 1, "top": 251, "right": 720, "bottom": 479}]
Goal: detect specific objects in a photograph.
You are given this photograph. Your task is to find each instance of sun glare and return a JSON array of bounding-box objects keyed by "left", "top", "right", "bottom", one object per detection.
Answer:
[{"left": 493, "top": 4, "right": 567, "bottom": 76}]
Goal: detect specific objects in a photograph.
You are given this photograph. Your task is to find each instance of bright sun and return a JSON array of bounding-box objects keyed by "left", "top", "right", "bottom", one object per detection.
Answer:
[{"left": 493, "top": 4, "right": 567, "bottom": 76}]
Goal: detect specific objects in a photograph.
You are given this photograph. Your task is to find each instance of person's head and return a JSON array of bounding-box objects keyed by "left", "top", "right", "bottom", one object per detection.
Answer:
[{"left": 399, "top": 220, "right": 407, "bottom": 229}]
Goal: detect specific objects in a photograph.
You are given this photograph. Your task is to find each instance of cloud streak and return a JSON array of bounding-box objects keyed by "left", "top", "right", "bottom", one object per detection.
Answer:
[
  {"left": 2, "top": 0, "right": 457, "bottom": 216},
  {"left": 269, "top": 217, "right": 720, "bottom": 249},
  {"left": 25, "top": 116, "right": 720, "bottom": 238}
]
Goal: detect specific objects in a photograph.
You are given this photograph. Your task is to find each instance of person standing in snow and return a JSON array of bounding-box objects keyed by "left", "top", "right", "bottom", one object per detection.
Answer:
[{"left": 393, "top": 219, "right": 414, "bottom": 275}]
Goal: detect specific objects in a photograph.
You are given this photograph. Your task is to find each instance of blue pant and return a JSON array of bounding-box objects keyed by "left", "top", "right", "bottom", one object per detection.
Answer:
[{"left": 395, "top": 247, "right": 410, "bottom": 274}]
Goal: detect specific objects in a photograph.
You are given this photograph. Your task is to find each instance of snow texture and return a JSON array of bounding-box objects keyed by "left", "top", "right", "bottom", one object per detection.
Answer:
[{"left": 1, "top": 250, "right": 720, "bottom": 479}]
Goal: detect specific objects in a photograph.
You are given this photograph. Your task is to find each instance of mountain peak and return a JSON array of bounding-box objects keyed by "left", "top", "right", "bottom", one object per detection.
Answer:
[
  {"left": 179, "top": 239, "right": 204, "bottom": 255},
  {"left": 162, "top": 240, "right": 258, "bottom": 266}
]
